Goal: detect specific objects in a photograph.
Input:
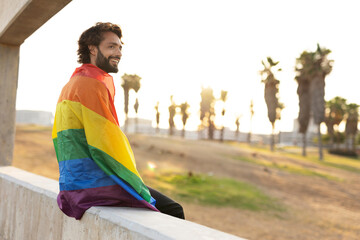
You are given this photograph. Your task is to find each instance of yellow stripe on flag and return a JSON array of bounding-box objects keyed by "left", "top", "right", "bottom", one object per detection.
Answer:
[{"left": 53, "top": 100, "right": 142, "bottom": 180}]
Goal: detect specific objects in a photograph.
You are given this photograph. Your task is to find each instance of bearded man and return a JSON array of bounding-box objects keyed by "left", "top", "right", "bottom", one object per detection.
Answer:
[{"left": 52, "top": 22, "right": 184, "bottom": 220}]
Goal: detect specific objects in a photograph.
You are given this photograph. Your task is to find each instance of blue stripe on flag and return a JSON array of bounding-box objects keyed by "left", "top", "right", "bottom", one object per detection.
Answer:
[{"left": 59, "top": 158, "right": 116, "bottom": 191}]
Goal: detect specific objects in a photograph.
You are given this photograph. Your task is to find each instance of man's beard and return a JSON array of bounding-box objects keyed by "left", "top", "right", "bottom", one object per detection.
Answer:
[{"left": 95, "top": 48, "right": 119, "bottom": 73}]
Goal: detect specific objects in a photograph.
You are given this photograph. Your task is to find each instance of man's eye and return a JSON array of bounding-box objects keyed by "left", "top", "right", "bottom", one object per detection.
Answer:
[{"left": 109, "top": 46, "right": 114, "bottom": 49}]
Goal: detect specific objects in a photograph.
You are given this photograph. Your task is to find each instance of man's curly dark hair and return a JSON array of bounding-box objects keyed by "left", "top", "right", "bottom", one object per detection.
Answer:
[{"left": 77, "top": 22, "right": 123, "bottom": 64}]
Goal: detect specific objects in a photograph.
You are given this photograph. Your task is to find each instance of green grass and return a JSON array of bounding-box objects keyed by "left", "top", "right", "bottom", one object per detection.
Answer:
[
  {"left": 228, "top": 142, "right": 360, "bottom": 174},
  {"left": 148, "top": 171, "right": 283, "bottom": 212},
  {"left": 232, "top": 155, "right": 341, "bottom": 181},
  {"left": 281, "top": 149, "right": 360, "bottom": 174},
  {"left": 272, "top": 163, "right": 340, "bottom": 180},
  {"left": 320, "top": 161, "right": 360, "bottom": 173}
]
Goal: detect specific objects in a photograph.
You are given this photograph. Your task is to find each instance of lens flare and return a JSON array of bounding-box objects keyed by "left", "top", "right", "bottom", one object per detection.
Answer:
[{"left": 147, "top": 162, "right": 156, "bottom": 171}]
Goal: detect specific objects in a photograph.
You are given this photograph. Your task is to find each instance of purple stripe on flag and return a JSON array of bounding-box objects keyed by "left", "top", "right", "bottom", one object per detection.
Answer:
[{"left": 57, "top": 184, "right": 159, "bottom": 220}]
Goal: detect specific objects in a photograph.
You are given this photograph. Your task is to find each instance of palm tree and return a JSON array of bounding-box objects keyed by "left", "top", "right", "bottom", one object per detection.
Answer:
[
  {"left": 200, "top": 87, "right": 216, "bottom": 140},
  {"left": 168, "top": 96, "right": 176, "bottom": 136},
  {"left": 134, "top": 98, "right": 139, "bottom": 133},
  {"left": 219, "top": 90, "right": 228, "bottom": 142},
  {"left": 235, "top": 115, "right": 242, "bottom": 140},
  {"left": 131, "top": 75, "right": 141, "bottom": 133},
  {"left": 260, "top": 57, "right": 283, "bottom": 151},
  {"left": 180, "top": 102, "right": 190, "bottom": 138},
  {"left": 247, "top": 100, "right": 254, "bottom": 143},
  {"left": 155, "top": 102, "right": 160, "bottom": 133},
  {"left": 121, "top": 74, "right": 132, "bottom": 132},
  {"left": 295, "top": 51, "right": 312, "bottom": 156},
  {"left": 345, "top": 103, "right": 359, "bottom": 151},
  {"left": 325, "top": 97, "right": 347, "bottom": 149},
  {"left": 121, "top": 73, "right": 141, "bottom": 132},
  {"left": 309, "top": 44, "right": 333, "bottom": 160},
  {"left": 324, "top": 100, "right": 335, "bottom": 148}
]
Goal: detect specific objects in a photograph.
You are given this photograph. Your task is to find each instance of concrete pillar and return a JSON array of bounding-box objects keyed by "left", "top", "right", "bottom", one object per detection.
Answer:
[{"left": 0, "top": 43, "right": 19, "bottom": 166}]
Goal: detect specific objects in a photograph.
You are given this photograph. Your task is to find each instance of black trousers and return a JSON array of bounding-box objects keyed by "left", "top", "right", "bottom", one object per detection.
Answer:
[{"left": 147, "top": 186, "right": 185, "bottom": 219}]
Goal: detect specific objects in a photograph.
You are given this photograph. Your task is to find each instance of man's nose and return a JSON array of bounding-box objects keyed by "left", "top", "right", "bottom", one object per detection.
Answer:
[{"left": 116, "top": 47, "right": 122, "bottom": 57}]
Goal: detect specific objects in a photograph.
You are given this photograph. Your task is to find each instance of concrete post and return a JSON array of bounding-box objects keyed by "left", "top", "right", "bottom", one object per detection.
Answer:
[{"left": 0, "top": 43, "right": 19, "bottom": 166}]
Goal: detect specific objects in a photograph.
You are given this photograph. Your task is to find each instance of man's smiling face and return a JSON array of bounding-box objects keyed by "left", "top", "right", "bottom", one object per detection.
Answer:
[{"left": 92, "top": 31, "right": 122, "bottom": 73}]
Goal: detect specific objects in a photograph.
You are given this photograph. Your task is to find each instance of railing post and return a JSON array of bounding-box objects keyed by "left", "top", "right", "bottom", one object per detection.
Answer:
[{"left": 0, "top": 43, "right": 19, "bottom": 166}]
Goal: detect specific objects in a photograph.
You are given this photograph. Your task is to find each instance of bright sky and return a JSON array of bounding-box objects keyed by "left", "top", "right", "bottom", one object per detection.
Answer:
[{"left": 16, "top": 0, "right": 360, "bottom": 134}]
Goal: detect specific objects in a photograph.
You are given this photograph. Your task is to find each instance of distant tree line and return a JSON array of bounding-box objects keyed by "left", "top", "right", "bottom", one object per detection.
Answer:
[{"left": 120, "top": 43, "right": 359, "bottom": 160}]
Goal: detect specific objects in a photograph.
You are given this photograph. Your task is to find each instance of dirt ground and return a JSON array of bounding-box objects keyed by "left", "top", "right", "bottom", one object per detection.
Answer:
[{"left": 12, "top": 125, "right": 360, "bottom": 239}]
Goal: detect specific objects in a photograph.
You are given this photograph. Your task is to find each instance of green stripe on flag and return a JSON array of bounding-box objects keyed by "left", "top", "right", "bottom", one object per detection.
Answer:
[
  {"left": 54, "top": 128, "right": 151, "bottom": 202},
  {"left": 88, "top": 145, "right": 151, "bottom": 202}
]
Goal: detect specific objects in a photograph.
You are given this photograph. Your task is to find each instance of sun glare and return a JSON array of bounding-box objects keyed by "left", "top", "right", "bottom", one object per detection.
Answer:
[{"left": 147, "top": 162, "right": 157, "bottom": 171}]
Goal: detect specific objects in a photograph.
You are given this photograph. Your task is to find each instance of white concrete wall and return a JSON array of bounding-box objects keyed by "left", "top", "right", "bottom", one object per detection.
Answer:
[
  {"left": 16, "top": 110, "right": 54, "bottom": 126},
  {"left": 0, "top": 167, "right": 245, "bottom": 240}
]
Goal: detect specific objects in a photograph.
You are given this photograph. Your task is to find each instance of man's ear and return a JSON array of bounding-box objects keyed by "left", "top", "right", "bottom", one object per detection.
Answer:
[{"left": 88, "top": 45, "right": 97, "bottom": 56}]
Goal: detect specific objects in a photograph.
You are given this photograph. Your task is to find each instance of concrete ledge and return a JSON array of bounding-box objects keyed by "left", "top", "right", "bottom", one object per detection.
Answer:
[
  {"left": 0, "top": 166, "right": 245, "bottom": 240},
  {"left": 0, "top": 0, "right": 72, "bottom": 45}
]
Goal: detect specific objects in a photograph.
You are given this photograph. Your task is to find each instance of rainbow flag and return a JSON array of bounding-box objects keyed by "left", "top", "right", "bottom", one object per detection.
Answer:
[{"left": 52, "top": 64, "right": 157, "bottom": 219}]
